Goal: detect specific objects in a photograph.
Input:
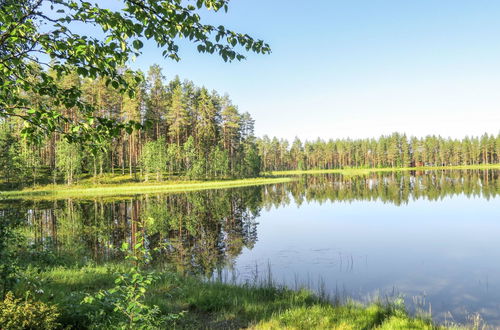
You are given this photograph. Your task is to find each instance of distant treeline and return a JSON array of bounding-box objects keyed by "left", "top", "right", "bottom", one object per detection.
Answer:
[
  {"left": 0, "top": 64, "right": 498, "bottom": 188},
  {"left": 256, "top": 133, "right": 500, "bottom": 171}
]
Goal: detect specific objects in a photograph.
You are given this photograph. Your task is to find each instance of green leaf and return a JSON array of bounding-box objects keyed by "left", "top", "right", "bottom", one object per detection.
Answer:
[
  {"left": 76, "top": 67, "right": 88, "bottom": 76},
  {"left": 132, "top": 39, "right": 143, "bottom": 50}
]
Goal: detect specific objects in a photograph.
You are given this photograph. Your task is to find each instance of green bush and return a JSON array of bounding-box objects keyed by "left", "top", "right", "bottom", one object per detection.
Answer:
[
  {"left": 82, "top": 236, "right": 184, "bottom": 329},
  {"left": 0, "top": 292, "right": 60, "bottom": 330}
]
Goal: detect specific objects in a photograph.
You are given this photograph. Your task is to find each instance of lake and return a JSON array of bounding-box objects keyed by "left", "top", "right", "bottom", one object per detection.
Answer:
[{"left": 2, "top": 169, "right": 499, "bottom": 325}]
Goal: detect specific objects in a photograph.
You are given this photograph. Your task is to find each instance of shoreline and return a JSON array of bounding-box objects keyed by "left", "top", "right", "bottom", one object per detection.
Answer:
[
  {"left": 1, "top": 164, "right": 498, "bottom": 200},
  {"left": 24, "top": 265, "right": 445, "bottom": 329}
]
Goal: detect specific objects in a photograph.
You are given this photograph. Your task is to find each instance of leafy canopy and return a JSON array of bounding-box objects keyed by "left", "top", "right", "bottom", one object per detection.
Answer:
[{"left": 0, "top": 0, "right": 270, "bottom": 144}]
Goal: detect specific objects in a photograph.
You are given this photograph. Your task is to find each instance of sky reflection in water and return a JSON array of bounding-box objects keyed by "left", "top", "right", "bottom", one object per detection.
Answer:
[
  {"left": 4, "top": 169, "right": 500, "bottom": 325},
  {"left": 234, "top": 192, "right": 500, "bottom": 324}
]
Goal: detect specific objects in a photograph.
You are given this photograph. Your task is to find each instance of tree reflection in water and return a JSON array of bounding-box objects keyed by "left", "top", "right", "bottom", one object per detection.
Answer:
[{"left": 2, "top": 169, "right": 498, "bottom": 276}]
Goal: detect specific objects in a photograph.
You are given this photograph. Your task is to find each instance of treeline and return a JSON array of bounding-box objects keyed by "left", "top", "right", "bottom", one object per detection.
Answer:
[
  {"left": 265, "top": 169, "right": 500, "bottom": 207},
  {"left": 257, "top": 132, "right": 500, "bottom": 171},
  {"left": 0, "top": 64, "right": 260, "bottom": 187},
  {"left": 1, "top": 64, "right": 499, "bottom": 188}
]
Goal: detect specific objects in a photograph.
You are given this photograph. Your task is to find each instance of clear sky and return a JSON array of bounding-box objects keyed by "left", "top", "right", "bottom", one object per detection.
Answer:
[{"left": 128, "top": 0, "right": 500, "bottom": 141}]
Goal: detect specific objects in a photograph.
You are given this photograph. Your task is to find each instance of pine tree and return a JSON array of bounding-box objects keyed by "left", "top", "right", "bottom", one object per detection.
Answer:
[
  {"left": 195, "top": 88, "right": 220, "bottom": 156},
  {"left": 167, "top": 85, "right": 190, "bottom": 146},
  {"left": 145, "top": 65, "right": 168, "bottom": 140},
  {"left": 221, "top": 103, "right": 241, "bottom": 174}
]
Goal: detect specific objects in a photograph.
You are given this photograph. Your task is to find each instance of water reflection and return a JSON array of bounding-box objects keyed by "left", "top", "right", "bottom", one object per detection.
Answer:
[
  {"left": 2, "top": 169, "right": 500, "bottom": 324},
  {"left": 3, "top": 169, "right": 498, "bottom": 274}
]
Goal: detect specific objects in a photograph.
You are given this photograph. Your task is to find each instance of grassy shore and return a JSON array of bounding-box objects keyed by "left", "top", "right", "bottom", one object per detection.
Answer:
[
  {"left": 17, "top": 265, "right": 449, "bottom": 329},
  {"left": 0, "top": 177, "right": 293, "bottom": 200},
  {"left": 1, "top": 164, "right": 498, "bottom": 200},
  {"left": 268, "top": 163, "right": 500, "bottom": 176}
]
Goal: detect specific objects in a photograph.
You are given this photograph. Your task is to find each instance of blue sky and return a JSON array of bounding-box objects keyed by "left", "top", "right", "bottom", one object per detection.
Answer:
[{"left": 129, "top": 1, "right": 500, "bottom": 140}]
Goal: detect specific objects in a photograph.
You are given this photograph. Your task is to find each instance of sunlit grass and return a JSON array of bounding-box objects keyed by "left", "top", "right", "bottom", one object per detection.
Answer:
[
  {"left": 269, "top": 164, "right": 500, "bottom": 176},
  {"left": 1, "top": 164, "right": 497, "bottom": 200},
  {"left": 16, "top": 265, "right": 451, "bottom": 329},
  {"left": 0, "top": 177, "right": 292, "bottom": 200}
]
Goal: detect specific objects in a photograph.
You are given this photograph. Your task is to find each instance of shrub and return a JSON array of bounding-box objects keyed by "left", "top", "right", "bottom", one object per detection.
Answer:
[
  {"left": 0, "top": 292, "right": 60, "bottom": 330},
  {"left": 82, "top": 233, "right": 184, "bottom": 329}
]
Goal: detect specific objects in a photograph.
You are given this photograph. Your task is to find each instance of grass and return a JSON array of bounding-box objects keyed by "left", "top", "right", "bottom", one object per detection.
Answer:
[
  {"left": 16, "top": 264, "right": 452, "bottom": 329},
  {"left": 268, "top": 163, "right": 500, "bottom": 176},
  {"left": 0, "top": 177, "right": 293, "bottom": 200},
  {"left": 1, "top": 164, "right": 498, "bottom": 200}
]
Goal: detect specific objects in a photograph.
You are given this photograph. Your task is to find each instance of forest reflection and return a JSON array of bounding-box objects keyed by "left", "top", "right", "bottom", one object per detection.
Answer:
[{"left": 4, "top": 169, "right": 499, "bottom": 276}]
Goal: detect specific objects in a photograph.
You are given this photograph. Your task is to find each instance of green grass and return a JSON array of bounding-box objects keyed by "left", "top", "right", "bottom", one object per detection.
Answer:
[
  {"left": 16, "top": 265, "right": 453, "bottom": 329},
  {"left": 1, "top": 164, "right": 498, "bottom": 200},
  {"left": 0, "top": 177, "right": 292, "bottom": 200},
  {"left": 268, "top": 163, "right": 500, "bottom": 176}
]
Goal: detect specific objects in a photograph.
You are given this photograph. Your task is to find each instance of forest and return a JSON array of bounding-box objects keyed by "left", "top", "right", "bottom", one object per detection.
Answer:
[
  {"left": 0, "top": 64, "right": 261, "bottom": 188},
  {"left": 1, "top": 64, "right": 499, "bottom": 189},
  {"left": 257, "top": 133, "right": 500, "bottom": 171}
]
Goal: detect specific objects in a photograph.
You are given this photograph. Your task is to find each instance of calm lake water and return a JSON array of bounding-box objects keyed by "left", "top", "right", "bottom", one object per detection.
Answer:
[{"left": 2, "top": 169, "right": 500, "bottom": 325}]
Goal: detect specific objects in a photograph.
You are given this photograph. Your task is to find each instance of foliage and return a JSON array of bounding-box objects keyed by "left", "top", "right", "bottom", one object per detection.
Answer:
[
  {"left": 209, "top": 146, "right": 230, "bottom": 178},
  {"left": 0, "top": 0, "right": 270, "bottom": 144},
  {"left": 0, "top": 292, "right": 60, "bottom": 330},
  {"left": 55, "top": 138, "right": 83, "bottom": 185},
  {"left": 257, "top": 133, "right": 500, "bottom": 172},
  {"left": 140, "top": 138, "right": 167, "bottom": 181},
  {"left": 242, "top": 141, "right": 261, "bottom": 177},
  {"left": 0, "top": 122, "right": 26, "bottom": 187},
  {"left": 0, "top": 66, "right": 262, "bottom": 187},
  {"left": 82, "top": 234, "right": 183, "bottom": 329},
  {"left": 0, "top": 213, "right": 22, "bottom": 299}
]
